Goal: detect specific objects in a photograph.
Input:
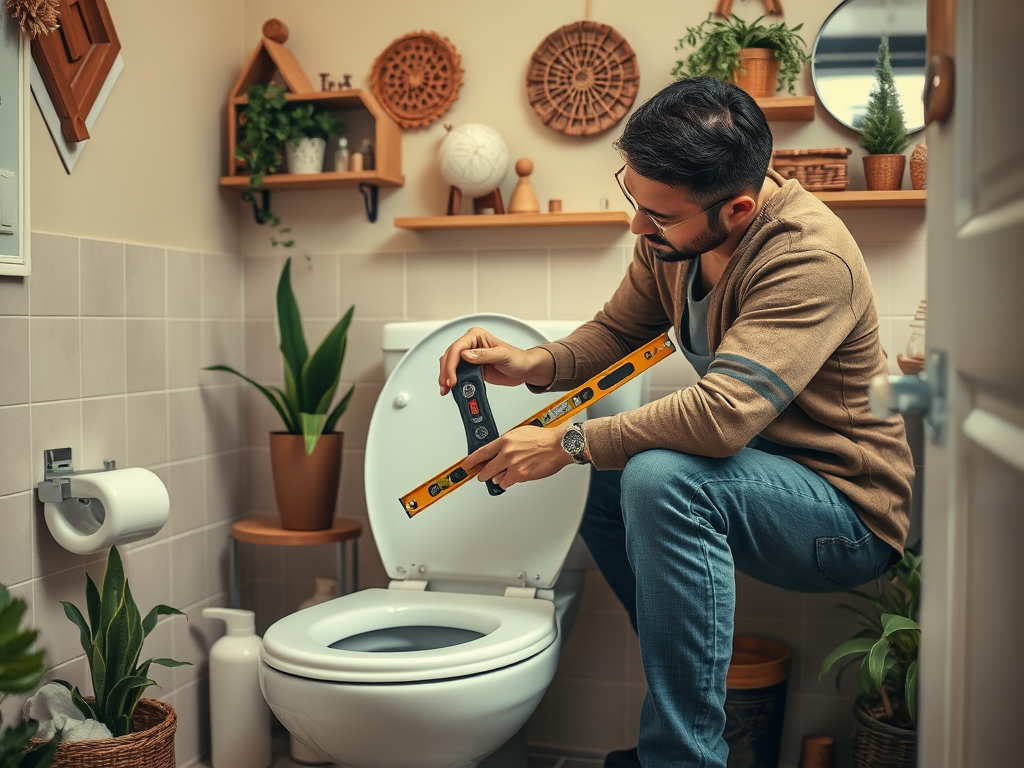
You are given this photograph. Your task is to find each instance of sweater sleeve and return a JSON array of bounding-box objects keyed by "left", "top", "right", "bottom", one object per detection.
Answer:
[
  {"left": 528, "top": 240, "right": 673, "bottom": 393},
  {"left": 584, "top": 249, "right": 862, "bottom": 469}
]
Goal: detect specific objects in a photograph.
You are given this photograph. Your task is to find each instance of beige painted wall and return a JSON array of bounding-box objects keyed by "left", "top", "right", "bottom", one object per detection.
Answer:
[{"left": 29, "top": 0, "right": 243, "bottom": 255}]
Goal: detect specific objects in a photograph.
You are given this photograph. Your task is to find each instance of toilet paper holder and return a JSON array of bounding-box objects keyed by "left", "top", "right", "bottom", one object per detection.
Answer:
[{"left": 37, "top": 447, "right": 116, "bottom": 503}]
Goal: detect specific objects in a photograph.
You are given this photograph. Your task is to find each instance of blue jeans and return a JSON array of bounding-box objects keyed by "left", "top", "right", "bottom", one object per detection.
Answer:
[{"left": 578, "top": 447, "right": 897, "bottom": 768}]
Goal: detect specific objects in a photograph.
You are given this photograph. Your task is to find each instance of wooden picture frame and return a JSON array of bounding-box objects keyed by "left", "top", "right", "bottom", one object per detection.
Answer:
[{"left": 31, "top": 0, "right": 121, "bottom": 143}]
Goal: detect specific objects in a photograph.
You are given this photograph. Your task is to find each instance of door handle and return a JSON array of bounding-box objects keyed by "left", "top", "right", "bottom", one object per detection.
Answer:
[
  {"left": 923, "top": 54, "right": 955, "bottom": 125},
  {"left": 870, "top": 351, "right": 947, "bottom": 443}
]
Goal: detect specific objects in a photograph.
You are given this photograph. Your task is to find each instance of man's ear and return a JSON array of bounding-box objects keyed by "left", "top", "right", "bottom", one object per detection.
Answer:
[{"left": 723, "top": 194, "right": 757, "bottom": 226}]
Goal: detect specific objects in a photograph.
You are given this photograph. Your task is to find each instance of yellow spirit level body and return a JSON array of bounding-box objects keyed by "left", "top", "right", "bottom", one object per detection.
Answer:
[{"left": 400, "top": 333, "right": 676, "bottom": 517}]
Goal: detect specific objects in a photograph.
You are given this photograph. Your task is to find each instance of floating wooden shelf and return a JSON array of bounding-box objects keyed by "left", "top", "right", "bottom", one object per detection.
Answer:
[
  {"left": 220, "top": 170, "right": 404, "bottom": 191},
  {"left": 755, "top": 96, "right": 816, "bottom": 121},
  {"left": 813, "top": 190, "right": 927, "bottom": 209},
  {"left": 394, "top": 211, "right": 632, "bottom": 230}
]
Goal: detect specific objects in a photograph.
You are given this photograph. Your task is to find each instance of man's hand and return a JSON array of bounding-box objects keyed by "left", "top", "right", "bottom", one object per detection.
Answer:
[
  {"left": 462, "top": 425, "right": 575, "bottom": 490},
  {"left": 438, "top": 327, "right": 555, "bottom": 396}
]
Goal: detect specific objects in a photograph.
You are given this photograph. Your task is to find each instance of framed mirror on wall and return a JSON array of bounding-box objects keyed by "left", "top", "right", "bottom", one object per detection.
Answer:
[
  {"left": 812, "top": 0, "right": 927, "bottom": 135},
  {"left": 0, "top": 10, "right": 30, "bottom": 277}
]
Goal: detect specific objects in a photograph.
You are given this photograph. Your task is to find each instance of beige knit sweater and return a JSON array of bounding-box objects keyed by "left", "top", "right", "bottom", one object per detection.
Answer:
[{"left": 536, "top": 172, "right": 914, "bottom": 552}]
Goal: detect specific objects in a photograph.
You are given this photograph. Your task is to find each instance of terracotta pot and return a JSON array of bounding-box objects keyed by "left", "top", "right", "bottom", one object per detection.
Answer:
[
  {"left": 863, "top": 153, "right": 906, "bottom": 191},
  {"left": 733, "top": 48, "right": 780, "bottom": 98},
  {"left": 910, "top": 143, "right": 928, "bottom": 190},
  {"left": 269, "top": 432, "right": 343, "bottom": 530},
  {"left": 34, "top": 699, "right": 176, "bottom": 768}
]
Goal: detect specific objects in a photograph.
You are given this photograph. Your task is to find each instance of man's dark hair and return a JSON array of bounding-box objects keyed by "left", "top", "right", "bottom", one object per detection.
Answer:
[{"left": 614, "top": 77, "right": 773, "bottom": 215}]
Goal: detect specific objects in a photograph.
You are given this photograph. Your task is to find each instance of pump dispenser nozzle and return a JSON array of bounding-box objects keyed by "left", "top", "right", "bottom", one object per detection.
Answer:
[{"left": 202, "top": 607, "right": 256, "bottom": 637}]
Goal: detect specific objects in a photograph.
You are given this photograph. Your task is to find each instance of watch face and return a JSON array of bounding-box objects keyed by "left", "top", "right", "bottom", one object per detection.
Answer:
[{"left": 562, "top": 427, "right": 585, "bottom": 456}]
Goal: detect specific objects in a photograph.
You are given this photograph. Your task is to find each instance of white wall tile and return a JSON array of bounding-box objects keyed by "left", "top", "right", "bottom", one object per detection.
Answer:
[
  {"left": 80, "top": 239, "right": 124, "bottom": 317},
  {"left": 127, "top": 319, "right": 167, "bottom": 393},
  {"left": 168, "top": 459, "right": 205, "bottom": 536},
  {"left": 30, "top": 319, "right": 81, "bottom": 402},
  {"left": 126, "top": 245, "right": 166, "bottom": 317},
  {"left": 169, "top": 389, "right": 206, "bottom": 461},
  {"left": 81, "top": 397, "right": 127, "bottom": 469},
  {"left": 290, "top": 254, "right": 339, "bottom": 318},
  {"left": 29, "top": 234, "right": 78, "bottom": 317},
  {"left": 168, "top": 251, "right": 201, "bottom": 318},
  {"left": 0, "top": 274, "right": 30, "bottom": 315},
  {"left": 339, "top": 251, "right": 404, "bottom": 319},
  {"left": 168, "top": 319, "right": 202, "bottom": 389},
  {"left": 0, "top": 493, "right": 33, "bottom": 585},
  {"left": 407, "top": 251, "right": 475, "bottom": 319},
  {"left": 81, "top": 318, "right": 126, "bottom": 397},
  {"left": 478, "top": 248, "right": 549, "bottom": 317},
  {"left": 127, "top": 393, "right": 168, "bottom": 468},
  {"left": 0, "top": 317, "right": 29, "bottom": 405}
]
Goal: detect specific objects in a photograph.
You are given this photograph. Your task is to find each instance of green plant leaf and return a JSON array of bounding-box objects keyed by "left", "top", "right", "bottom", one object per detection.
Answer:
[
  {"left": 60, "top": 601, "right": 92, "bottom": 656},
  {"left": 277, "top": 258, "right": 309, "bottom": 404},
  {"left": 905, "top": 658, "right": 918, "bottom": 724},
  {"left": 301, "top": 413, "right": 328, "bottom": 456},
  {"left": 270, "top": 385, "right": 301, "bottom": 435},
  {"left": 202, "top": 365, "right": 298, "bottom": 433},
  {"left": 324, "top": 384, "right": 355, "bottom": 434},
  {"left": 147, "top": 657, "right": 191, "bottom": 669},
  {"left": 880, "top": 613, "right": 920, "bottom": 637},
  {"left": 301, "top": 306, "right": 354, "bottom": 418},
  {"left": 18, "top": 727, "right": 61, "bottom": 768},
  {"left": 141, "top": 605, "right": 186, "bottom": 639},
  {"left": 104, "top": 676, "right": 155, "bottom": 736},
  {"left": 0, "top": 597, "right": 26, "bottom": 645},
  {"left": 85, "top": 574, "right": 100, "bottom": 643},
  {"left": 867, "top": 637, "right": 891, "bottom": 688},
  {"left": 69, "top": 685, "right": 96, "bottom": 722},
  {"left": 89, "top": 642, "right": 107, "bottom": 710},
  {"left": 819, "top": 638, "right": 875, "bottom": 678}
]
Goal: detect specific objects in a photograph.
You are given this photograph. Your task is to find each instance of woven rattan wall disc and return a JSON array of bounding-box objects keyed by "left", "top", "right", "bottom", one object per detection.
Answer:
[
  {"left": 527, "top": 21, "right": 640, "bottom": 137},
  {"left": 370, "top": 31, "right": 464, "bottom": 129}
]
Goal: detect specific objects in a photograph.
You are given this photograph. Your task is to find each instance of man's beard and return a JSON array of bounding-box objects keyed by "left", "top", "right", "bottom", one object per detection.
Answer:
[{"left": 647, "top": 218, "right": 730, "bottom": 262}]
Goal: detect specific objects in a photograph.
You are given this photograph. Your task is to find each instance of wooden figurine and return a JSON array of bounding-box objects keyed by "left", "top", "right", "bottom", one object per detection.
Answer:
[{"left": 509, "top": 158, "right": 541, "bottom": 214}]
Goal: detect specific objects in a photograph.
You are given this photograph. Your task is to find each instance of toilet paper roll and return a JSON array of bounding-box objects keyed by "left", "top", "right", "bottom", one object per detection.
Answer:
[{"left": 44, "top": 467, "right": 170, "bottom": 555}]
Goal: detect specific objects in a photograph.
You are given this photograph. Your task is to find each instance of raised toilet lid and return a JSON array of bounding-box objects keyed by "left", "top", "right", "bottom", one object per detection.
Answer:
[{"left": 365, "top": 314, "right": 590, "bottom": 591}]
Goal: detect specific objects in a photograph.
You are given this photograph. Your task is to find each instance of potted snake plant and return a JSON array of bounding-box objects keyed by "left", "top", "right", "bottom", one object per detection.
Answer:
[
  {"left": 205, "top": 257, "right": 355, "bottom": 531},
  {"left": 671, "top": 14, "right": 811, "bottom": 98}
]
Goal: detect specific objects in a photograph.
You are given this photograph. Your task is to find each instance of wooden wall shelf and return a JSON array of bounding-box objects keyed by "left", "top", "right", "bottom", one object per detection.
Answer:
[
  {"left": 813, "top": 190, "right": 927, "bottom": 209},
  {"left": 220, "top": 170, "right": 404, "bottom": 191},
  {"left": 394, "top": 211, "right": 632, "bottom": 230},
  {"left": 755, "top": 96, "right": 816, "bottom": 121}
]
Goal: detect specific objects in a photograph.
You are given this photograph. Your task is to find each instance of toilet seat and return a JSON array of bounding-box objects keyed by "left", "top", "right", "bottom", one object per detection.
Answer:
[
  {"left": 260, "top": 588, "right": 557, "bottom": 683},
  {"left": 364, "top": 314, "right": 591, "bottom": 592}
]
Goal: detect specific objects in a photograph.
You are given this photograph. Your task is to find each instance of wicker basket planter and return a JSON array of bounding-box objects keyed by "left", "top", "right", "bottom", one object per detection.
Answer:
[
  {"left": 772, "top": 148, "right": 852, "bottom": 191},
  {"left": 850, "top": 699, "right": 916, "bottom": 768},
  {"left": 32, "top": 698, "right": 176, "bottom": 768},
  {"left": 863, "top": 153, "right": 906, "bottom": 191},
  {"left": 733, "top": 48, "right": 779, "bottom": 98}
]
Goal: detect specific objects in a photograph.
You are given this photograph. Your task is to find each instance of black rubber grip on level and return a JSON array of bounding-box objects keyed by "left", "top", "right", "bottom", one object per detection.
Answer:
[{"left": 452, "top": 360, "right": 504, "bottom": 496}]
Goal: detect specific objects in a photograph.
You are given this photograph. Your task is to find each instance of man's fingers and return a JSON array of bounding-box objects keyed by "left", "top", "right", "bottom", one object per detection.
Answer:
[{"left": 463, "top": 440, "right": 501, "bottom": 473}]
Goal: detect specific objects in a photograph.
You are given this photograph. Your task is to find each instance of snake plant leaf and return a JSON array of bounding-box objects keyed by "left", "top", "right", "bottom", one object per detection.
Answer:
[
  {"left": 97, "top": 547, "right": 128, "bottom": 653},
  {"left": 301, "top": 412, "right": 328, "bottom": 455},
  {"left": 146, "top": 657, "right": 191, "bottom": 669},
  {"left": 142, "top": 604, "right": 186, "bottom": 639},
  {"left": 277, "top": 258, "right": 309, "bottom": 399},
  {"left": 301, "top": 306, "right": 354, "bottom": 417},
  {"left": 61, "top": 601, "right": 92, "bottom": 655},
  {"left": 85, "top": 573, "right": 100, "bottom": 642},
  {"left": 905, "top": 658, "right": 918, "bottom": 724},
  {"left": 202, "top": 365, "right": 297, "bottom": 433},
  {"left": 271, "top": 384, "right": 301, "bottom": 434},
  {"left": 818, "top": 637, "right": 874, "bottom": 679},
  {"left": 284, "top": 364, "right": 302, "bottom": 420},
  {"left": 324, "top": 384, "right": 355, "bottom": 434},
  {"left": 104, "top": 675, "right": 156, "bottom": 736},
  {"left": 90, "top": 640, "right": 107, "bottom": 706}
]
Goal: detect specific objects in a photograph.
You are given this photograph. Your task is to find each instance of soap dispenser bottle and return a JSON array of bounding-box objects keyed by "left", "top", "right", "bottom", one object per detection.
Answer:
[{"left": 202, "top": 608, "right": 272, "bottom": 768}]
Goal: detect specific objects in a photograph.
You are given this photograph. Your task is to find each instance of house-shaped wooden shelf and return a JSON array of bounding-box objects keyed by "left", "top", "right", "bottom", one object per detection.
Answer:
[{"left": 220, "top": 22, "right": 403, "bottom": 222}]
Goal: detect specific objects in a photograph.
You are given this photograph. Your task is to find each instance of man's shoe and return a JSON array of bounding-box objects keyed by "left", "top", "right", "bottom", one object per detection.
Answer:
[{"left": 604, "top": 746, "right": 640, "bottom": 767}]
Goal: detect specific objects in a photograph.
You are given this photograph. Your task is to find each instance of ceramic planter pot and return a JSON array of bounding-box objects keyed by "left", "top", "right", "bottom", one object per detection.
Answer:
[
  {"left": 269, "top": 432, "right": 343, "bottom": 531},
  {"left": 286, "top": 137, "right": 326, "bottom": 174},
  {"left": 37, "top": 699, "right": 177, "bottom": 768},
  {"left": 863, "top": 154, "right": 906, "bottom": 191},
  {"left": 732, "top": 48, "right": 780, "bottom": 98}
]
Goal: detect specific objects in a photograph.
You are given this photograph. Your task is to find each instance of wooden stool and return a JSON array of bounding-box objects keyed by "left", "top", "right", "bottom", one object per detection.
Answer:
[{"left": 229, "top": 516, "right": 363, "bottom": 609}]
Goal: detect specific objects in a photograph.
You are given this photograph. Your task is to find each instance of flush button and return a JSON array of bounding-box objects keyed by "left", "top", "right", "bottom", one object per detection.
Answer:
[{"left": 394, "top": 392, "right": 410, "bottom": 408}]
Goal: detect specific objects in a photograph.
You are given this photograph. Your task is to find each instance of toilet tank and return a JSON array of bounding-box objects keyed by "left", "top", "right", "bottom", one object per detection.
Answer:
[{"left": 381, "top": 318, "right": 649, "bottom": 416}]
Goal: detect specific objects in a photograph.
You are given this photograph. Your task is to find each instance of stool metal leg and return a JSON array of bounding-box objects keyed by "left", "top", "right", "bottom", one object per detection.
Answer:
[
  {"left": 336, "top": 541, "right": 346, "bottom": 596},
  {"left": 229, "top": 536, "right": 240, "bottom": 609}
]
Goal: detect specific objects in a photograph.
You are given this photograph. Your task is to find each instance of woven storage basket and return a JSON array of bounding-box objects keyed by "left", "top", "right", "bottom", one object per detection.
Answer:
[
  {"left": 33, "top": 698, "right": 176, "bottom": 768},
  {"left": 733, "top": 48, "right": 780, "bottom": 98},
  {"left": 863, "top": 154, "right": 906, "bottom": 191},
  {"left": 850, "top": 699, "right": 916, "bottom": 768},
  {"left": 772, "top": 148, "right": 852, "bottom": 191}
]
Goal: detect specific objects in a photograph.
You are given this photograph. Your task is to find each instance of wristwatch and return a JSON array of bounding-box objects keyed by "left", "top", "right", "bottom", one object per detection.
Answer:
[{"left": 560, "top": 422, "right": 590, "bottom": 465}]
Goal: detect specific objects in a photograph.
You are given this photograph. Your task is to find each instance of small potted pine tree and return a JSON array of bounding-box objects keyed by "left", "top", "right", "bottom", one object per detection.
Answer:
[{"left": 860, "top": 37, "right": 909, "bottom": 190}]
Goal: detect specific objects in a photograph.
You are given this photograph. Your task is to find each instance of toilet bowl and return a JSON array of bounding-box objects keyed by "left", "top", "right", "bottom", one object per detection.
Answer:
[{"left": 259, "top": 314, "right": 645, "bottom": 768}]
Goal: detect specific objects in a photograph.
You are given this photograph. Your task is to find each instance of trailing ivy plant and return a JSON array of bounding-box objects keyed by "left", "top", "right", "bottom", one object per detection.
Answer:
[
  {"left": 819, "top": 543, "right": 921, "bottom": 728},
  {"left": 57, "top": 547, "right": 190, "bottom": 737},
  {"left": 671, "top": 14, "right": 812, "bottom": 96},
  {"left": 0, "top": 584, "right": 59, "bottom": 768},
  {"left": 205, "top": 257, "right": 355, "bottom": 456},
  {"left": 235, "top": 82, "right": 291, "bottom": 193},
  {"left": 858, "top": 37, "right": 909, "bottom": 155}
]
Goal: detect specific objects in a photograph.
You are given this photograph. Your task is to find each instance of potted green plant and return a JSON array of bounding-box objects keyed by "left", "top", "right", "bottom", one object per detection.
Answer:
[
  {"left": 0, "top": 584, "right": 59, "bottom": 768},
  {"left": 671, "top": 14, "right": 812, "bottom": 97},
  {"left": 819, "top": 544, "right": 921, "bottom": 768},
  {"left": 284, "top": 102, "right": 344, "bottom": 175},
  {"left": 35, "top": 546, "right": 190, "bottom": 768},
  {"left": 205, "top": 257, "right": 355, "bottom": 531},
  {"left": 859, "top": 37, "right": 909, "bottom": 190}
]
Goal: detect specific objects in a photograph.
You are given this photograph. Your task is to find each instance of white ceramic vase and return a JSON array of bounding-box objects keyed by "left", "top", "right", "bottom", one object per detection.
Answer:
[{"left": 286, "top": 137, "right": 326, "bottom": 174}]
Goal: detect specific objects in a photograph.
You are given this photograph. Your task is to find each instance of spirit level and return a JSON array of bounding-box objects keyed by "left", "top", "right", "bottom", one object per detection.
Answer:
[{"left": 400, "top": 333, "right": 676, "bottom": 517}]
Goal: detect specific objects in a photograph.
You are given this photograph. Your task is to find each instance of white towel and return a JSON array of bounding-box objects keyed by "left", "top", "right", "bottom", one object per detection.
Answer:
[{"left": 23, "top": 682, "right": 113, "bottom": 742}]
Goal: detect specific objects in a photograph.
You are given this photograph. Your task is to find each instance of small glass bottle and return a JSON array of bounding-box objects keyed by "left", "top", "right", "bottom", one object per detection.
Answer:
[
  {"left": 905, "top": 321, "right": 926, "bottom": 360},
  {"left": 334, "top": 137, "right": 350, "bottom": 173},
  {"left": 361, "top": 138, "right": 375, "bottom": 171}
]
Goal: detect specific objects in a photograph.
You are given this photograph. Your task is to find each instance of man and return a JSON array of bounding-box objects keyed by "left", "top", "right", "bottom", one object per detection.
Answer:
[{"left": 438, "top": 77, "right": 913, "bottom": 768}]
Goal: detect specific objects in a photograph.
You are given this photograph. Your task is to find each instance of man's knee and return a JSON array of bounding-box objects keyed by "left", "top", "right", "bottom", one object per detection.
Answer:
[{"left": 620, "top": 449, "right": 726, "bottom": 533}]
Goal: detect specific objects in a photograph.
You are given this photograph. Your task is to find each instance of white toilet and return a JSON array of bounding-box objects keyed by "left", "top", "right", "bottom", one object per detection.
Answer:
[{"left": 259, "top": 314, "right": 647, "bottom": 768}]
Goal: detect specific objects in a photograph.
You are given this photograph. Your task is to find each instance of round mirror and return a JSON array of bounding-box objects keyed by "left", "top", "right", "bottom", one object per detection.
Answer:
[{"left": 812, "top": 0, "right": 927, "bottom": 134}]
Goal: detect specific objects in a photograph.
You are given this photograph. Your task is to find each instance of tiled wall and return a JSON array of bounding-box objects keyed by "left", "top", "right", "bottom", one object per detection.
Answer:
[
  {"left": 239, "top": 205, "right": 926, "bottom": 767},
  {"left": 0, "top": 233, "right": 245, "bottom": 767}
]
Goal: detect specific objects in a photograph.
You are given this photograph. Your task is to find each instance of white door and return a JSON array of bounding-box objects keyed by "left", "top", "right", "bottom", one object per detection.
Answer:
[{"left": 911, "top": 1, "right": 1024, "bottom": 765}]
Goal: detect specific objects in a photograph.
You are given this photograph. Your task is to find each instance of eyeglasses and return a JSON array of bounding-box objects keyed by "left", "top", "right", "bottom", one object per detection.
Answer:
[{"left": 615, "top": 165, "right": 736, "bottom": 236}]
